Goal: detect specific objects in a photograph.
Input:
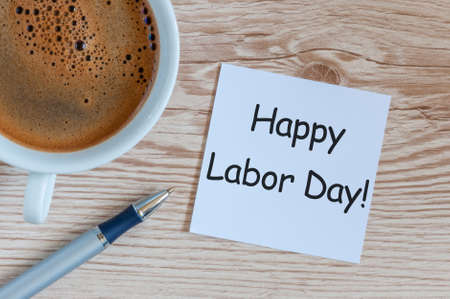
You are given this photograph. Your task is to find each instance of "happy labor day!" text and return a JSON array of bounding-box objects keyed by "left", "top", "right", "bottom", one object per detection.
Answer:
[{"left": 204, "top": 104, "right": 370, "bottom": 214}]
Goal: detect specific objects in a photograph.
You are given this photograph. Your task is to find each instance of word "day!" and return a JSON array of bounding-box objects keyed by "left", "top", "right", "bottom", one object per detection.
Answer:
[{"left": 251, "top": 104, "right": 346, "bottom": 154}]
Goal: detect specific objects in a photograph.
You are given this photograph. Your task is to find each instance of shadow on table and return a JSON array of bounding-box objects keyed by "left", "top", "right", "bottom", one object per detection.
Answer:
[{"left": 182, "top": 63, "right": 222, "bottom": 232}]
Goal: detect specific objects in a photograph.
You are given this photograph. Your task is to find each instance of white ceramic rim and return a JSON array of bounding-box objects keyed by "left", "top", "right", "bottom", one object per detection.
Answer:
[{"left": 0, "top": 0, "right": 179, "bottom": 174}]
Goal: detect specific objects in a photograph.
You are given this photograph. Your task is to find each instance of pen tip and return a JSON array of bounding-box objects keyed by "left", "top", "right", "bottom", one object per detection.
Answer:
[{"left": 167, "top": 187, "right": 176, "bottom": 194}]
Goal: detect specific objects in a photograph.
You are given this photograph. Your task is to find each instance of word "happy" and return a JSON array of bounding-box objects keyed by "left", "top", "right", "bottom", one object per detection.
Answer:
[{"left": 251, "top": 104, "right": 346, "bottom": 154}]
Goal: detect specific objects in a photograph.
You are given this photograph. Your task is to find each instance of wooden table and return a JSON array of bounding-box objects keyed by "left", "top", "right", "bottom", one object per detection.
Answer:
[{"left": 1, "top": 1, "right": 449, "bottom": 297}]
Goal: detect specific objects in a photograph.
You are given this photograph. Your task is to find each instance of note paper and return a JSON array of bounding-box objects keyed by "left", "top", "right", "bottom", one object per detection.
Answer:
[{"left": 190, "top": 64, "right": 391, "bottom": 263}]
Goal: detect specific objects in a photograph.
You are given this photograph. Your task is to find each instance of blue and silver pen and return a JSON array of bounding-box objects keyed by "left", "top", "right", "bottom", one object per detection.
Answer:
[{"left": 0, "top": 188, "right": 174, "bottom": 299}]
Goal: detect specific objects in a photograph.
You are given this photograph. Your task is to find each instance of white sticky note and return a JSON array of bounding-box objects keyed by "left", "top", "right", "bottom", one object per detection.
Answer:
[{"left": 190, "top": 64, "right": 391, "bottom": 263}]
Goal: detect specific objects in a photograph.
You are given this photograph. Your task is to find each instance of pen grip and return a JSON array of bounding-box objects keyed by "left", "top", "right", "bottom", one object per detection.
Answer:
[
  {"left": 99, "top": 205, "right": 142, "bottom": 244},
  {"left": 0, "top": 227, "right": 106, "bottom": 299}
]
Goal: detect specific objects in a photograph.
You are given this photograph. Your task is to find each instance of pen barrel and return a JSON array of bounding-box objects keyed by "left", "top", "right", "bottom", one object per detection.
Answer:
[{"left": 0, "top": 227, "right": 107, "bottom": 299}]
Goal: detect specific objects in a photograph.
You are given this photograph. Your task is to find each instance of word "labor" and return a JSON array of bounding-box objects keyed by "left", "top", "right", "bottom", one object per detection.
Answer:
[{"left": 250, "top": 104, "right": 346, "bottom": 154}]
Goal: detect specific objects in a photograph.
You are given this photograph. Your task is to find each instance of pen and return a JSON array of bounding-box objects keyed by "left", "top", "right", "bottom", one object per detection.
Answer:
[{"left": 0, "top": 188, "right": 174, "bottom": 299}]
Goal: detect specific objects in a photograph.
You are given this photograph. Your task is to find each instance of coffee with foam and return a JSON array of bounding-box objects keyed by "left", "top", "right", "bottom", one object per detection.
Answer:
[{"left": 0, "top": 0, "right": 159, "bottom": 152}]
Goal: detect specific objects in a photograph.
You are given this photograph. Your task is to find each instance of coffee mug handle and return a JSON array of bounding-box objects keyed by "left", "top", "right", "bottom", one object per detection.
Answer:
[{"left": 23, "top": 173, "right": 56, "bottom": 224}]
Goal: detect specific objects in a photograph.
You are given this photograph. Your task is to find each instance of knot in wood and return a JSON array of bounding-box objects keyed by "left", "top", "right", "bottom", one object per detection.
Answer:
[{"left": 302, "top": 63, "right": 341, "bottom": 85}]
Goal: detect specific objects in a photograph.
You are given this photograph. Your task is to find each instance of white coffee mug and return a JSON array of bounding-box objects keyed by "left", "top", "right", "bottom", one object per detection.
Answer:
[{"left": 0, "top": 0, "right": 179, "bottom": 224}]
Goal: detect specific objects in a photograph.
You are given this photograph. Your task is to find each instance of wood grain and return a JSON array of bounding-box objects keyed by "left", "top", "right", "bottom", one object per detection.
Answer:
[{"left": 1, "top": 0, "right": 449, "bottom": 297}]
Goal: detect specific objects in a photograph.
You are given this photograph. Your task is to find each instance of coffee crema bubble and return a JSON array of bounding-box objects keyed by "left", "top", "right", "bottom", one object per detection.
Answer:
[{"left": 0, "top": 0, "right": 160, "bottom": 152}]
